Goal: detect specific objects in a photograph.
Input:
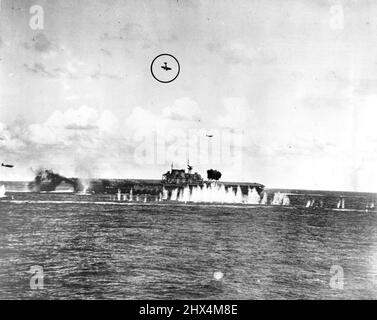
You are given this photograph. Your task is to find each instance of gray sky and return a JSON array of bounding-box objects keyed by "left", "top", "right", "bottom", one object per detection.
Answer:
[{"left": 1, "top": 0, "right": 377, "bottom": 191}]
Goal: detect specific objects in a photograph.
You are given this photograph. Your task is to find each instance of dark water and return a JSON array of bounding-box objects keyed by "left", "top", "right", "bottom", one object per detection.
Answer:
[{"left": 1, "top": 191, "right": 377, "bottom": 299}]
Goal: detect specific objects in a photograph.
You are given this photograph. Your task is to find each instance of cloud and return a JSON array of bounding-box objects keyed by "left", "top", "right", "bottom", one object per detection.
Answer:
[
  {"left": 23, "top": 62, "right": 76, "bottom": 79},
  {"left": 0, "top": 122, "right": 26, "bottom": 151},
  {"left": 101, "top": 23, "right": 147, "bottom": 43},
  {"left": 124, "top": 98, "right": 203, "bottom": 138},
  {"left": 208, "top": 41, "right": 277, "bottom": 65},
  {"left": 90, "top": 70, "right": 123, "bottom": 80},
  {"left": 0, "top": 100, "right": 205, "bottom": 179},
  {"left": 32, "top": 33, "right": 52, "bottom": 52},
  {"left": 20, "top": 33, "right": 121, "bottom": 80},
  {"left": 23, "top": 33, "right": 52, "bottom": 53},
  {"left": 217, "top": 97, "right": 254, "bottom": 129},
  {"left": 100, "top": 21, "right": 177, "bottom": 49},
  {"left": 162, "top": 98, "right": 201, "bottom": 121},
  {"left": 28, "top": 105, "right": 119, "bottom": 145},
  {"left": 0, "top": 106, "right": 129, "bottom": 179},
  {"left": 23, "top": 63, "right": 55, "bottom": 78},
  {"left": 23, "top": 60, "right": 121, "bottom": 80},
  {"left": 100, "top": 48, "right": 112, "bottom": 56}
]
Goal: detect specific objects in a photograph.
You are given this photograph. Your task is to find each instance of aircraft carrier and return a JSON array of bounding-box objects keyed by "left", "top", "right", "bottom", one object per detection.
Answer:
[{"left": 28, "top": 165, "right": 265, "bottom": 196}]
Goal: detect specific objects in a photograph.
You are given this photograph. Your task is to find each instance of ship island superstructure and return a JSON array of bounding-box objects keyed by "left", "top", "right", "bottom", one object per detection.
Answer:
[{"left": 162, "top": 164, "right": 203, "bottom": 186}]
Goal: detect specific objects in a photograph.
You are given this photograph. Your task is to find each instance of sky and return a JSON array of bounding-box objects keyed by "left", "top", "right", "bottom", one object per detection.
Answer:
[{"left": 1, "top": 0, "right": 377, "bottom": 192}]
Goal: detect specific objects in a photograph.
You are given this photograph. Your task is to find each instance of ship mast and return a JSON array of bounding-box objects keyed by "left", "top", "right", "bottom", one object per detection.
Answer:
[
  {"left": 187, "top": 159, "right": 192, "bottom": 174},
  {"left": 187, "top": 145, "right": 192, "bottom": 173}
]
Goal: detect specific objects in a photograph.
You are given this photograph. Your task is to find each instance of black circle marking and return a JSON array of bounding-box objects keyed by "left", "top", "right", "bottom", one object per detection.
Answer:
[{"left": 150, "top": 54, "right": 180, "bottom": 83}]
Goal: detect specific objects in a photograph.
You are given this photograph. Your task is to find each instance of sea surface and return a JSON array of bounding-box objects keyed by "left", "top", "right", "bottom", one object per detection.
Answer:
[{"left": 1, "top": 185, "right": 377, "bottom": 299}]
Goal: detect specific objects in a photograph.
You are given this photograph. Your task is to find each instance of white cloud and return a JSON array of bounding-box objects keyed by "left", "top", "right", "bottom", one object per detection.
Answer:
[
  {"left": 0, "top": 122, "right": 26, "bottom": 151},
  {"left": 27, "top": 105, "right": 122, "bottom": 149},
  {"left": 217, "top": 97, "right": 254, "bottom": 129},
  {"left": 162, "top": 97, "right": 201, "bottom": 121},
  {"left": 125, "top": 98, "right": 203, "bottom": 138}
]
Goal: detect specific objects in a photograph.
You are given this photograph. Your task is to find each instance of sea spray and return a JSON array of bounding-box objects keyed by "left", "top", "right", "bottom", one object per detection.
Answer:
[
  {"left": 78, "top": 179, "right": 90, "bottom": 194},
  {"left": 272, "top": 192, "right": 290, "bottom": 206},
  {"left": 246, "top": 187, "right": 261, "bottom": 204},
  {"left": 282, "top": 194, "right": 290, "bottom": 206},
  {"left": 170, "top": 188, "right": 178, "bottom": 201},
  {"left": 165, "top": 183, "right": 262, "bottom": 204},
  {"left": 261, "top": 192, "right": 268, "bottom": 205},
  {"left": 236, "top": 186, "right": 243, "bottom": 203},
  {"left": 0, "top": 185, "right": 6, "bottom": 198}
]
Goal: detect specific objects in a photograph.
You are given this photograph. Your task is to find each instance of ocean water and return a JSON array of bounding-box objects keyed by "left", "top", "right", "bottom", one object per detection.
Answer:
[{"left": 1, "top": 189, "right": 377, "bottom": 299}]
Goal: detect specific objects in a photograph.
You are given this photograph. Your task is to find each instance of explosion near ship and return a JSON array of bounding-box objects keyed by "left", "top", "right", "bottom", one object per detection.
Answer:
[{"left": 28, "top": 169, "right": 81, "bottom": 192}]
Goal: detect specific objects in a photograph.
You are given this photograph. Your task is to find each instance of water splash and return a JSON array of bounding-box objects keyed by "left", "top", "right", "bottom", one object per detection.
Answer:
[
  {"left": 0, "top": 185, "right": 6, "bottom": 198},
  {"left": 261, "top": 192, "right": 268, "bottom": 205},
  {"left": 282, "top": 194, "right": 290, "bottom": 206},
  {"left": 246, "top": 187, "right": 261, "bottom": 204},
  {"left": 272, "top": 192, "right": 290, "bottom": 206},
  {"left": 178, "top": 186, "right": 191, "bottom": 203},
  {"left": 169, "top": 188, "right": 177, "bottom": 201},
  {"left": 78, "top": 179, "right": 90, "bottom": 195},
  {"left": 165, "top": 183, "right": 262, "bottom": 204}
]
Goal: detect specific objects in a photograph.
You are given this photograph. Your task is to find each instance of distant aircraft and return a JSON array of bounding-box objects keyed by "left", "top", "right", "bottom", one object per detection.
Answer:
[
  {"left": 206, "top": 134, "right": 213, "bottom": 138},
  {"left": 1, "top": 163, "right": 14, "bottom": 168},
  {"left": 161, "top": 62, "right": 172, "bottom": 71}
]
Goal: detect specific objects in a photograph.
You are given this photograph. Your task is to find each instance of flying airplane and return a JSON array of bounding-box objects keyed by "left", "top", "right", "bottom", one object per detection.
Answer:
[
  {"left": 1, "top": 163, "right": 14, "bottom": 168},
  {"left": 161, "top": 62, "right": 172, "bottom": 71}
]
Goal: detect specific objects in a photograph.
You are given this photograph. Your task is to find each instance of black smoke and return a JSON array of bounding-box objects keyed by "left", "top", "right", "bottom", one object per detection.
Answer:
[
  {"left": 28, "top": 168, "right": 79, "bottom": 192},
  {"left": 207, "top": 169, "right": 222, "bottom": 181}
]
